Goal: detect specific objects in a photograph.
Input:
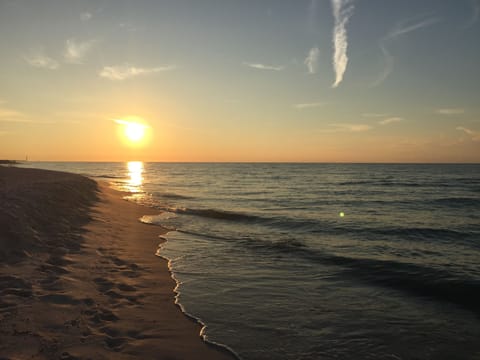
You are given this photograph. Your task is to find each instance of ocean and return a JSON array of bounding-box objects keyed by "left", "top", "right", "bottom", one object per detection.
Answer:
[{"left": 23, "top": 162, "right": 480, "bottom": 359}]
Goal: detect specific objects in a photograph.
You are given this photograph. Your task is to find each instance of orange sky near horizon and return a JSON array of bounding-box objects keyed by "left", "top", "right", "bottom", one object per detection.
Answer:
[{"left": 1, "top": 1, "right": 479, "bottom": 163}]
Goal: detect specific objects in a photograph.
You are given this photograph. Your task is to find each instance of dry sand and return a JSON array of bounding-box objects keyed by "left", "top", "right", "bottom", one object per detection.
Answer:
[{"left": 0, "top": 166, "right": 234, "bottom": 360}]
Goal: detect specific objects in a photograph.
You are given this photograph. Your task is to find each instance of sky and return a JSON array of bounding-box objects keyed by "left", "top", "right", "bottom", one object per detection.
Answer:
[{"left": 0, "top": 0, "right": 479, "bottom": 162}]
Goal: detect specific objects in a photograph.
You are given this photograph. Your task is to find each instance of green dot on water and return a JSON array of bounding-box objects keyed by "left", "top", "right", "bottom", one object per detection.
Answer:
[{"left": 339, "top": 212, "right": 345, "bottom": 217}]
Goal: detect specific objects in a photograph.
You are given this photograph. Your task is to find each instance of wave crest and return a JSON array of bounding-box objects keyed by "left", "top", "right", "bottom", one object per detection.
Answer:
[{"left": 167, "top": 207, "right": 259, "bottom": 222}]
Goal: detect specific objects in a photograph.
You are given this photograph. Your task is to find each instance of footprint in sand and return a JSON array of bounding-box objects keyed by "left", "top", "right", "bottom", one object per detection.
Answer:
[
  {"left": 88, "top": 307, "right": 119, "bottom": 324},
  {"left": 94, "top": 278, "right": 143, "bottom": 306},
  {"left": 39, "top": 294, "right": 81, "bottom": 305},
  {"left": 0, "top": 275, "right": 33, "bottom": 299},
  {"left": 104, "top": 335, "right": 128, "bottom": 352}
]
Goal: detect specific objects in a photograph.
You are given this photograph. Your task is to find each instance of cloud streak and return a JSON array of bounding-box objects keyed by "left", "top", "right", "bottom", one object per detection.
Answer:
[
  {"left": 465, "top": 0, "right": 480, "bottom": 28},
  {"left": 24, "top": 53, "right": 59, "bottom": 70},
  {"left": 373, "top": 16, "right": 440, "bottom": 87},
  {"left": 304, "top": 47, "right": 320, "bottom": 74},
  {"left": 64, "top": 39, "right": 97, "bottom": 64},
  {"left": 293, "top": 102, "right": 324, "bottom": 109},
  {"left": 119, "top": 22, "right": 137, "bottom": 32},
  {"left": 379, "top": 117, "right": 403, "bottom": 125},
  {"left": 362, "top": 113, "right": 389, "bottom": 118},
  {"left": 389, "top": 17, "right": 440, "bottom": 38},
  {"left": 243, "top": 62, "right": 285, "bottom": 71},
  {"left": 113, "top": 119, "right": 148, "bottom": 127},
  {"left": 331, "top": 0, "right": 355, "bottom": 88},
  {"left": 0, "top": 101, "right": 28, "bottom": 123},
  {"left": 456, "top": 126, "right": 480, "bottom": 141},
  {"left": 320, "top": 123, "right": 371, "bottom": 133},
  {"left": 0, "top": 107, "right": 25, "bottom": 122},
  {"left": 80, "top": 12, "right": 92, "bottom": 21},
  {"left": 99, "top": 64, "right": 176, "bottom": 80},
  {"left": 0, "top": 104, "right": 54, "bottom": 124},
  {"left": 436, "top": 108, "right": 465, "bottom": 115}
]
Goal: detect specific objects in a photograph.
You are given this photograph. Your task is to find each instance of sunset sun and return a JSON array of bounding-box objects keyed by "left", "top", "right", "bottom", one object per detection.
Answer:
[
  {"left": 124, "top": 122, "right": 145, "bottom": 142},
  {"left": 114, "top": 117, "right": 150, "bottom": 146}
]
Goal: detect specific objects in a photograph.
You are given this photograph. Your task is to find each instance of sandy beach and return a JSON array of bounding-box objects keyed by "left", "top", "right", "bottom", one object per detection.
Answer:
[{"left": 0, "top": 166, "right": 234, "bottom": 359}]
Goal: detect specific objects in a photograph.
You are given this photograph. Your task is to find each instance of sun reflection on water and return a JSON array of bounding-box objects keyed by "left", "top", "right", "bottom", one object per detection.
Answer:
[{"left": 126, "top": 161, "right": 144, "bottom": 193}]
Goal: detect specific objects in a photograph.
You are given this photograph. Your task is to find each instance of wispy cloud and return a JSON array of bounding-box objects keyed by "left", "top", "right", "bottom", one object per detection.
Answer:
[
  {"left": 337, "top": 123, "right": 371, "bottom": 132},
  {"left": 362, "top": 113, "right": 389, "bottom": 118},
  {"left": 243, "top": 62, "right": 285, "bottom": 71},
  {"left": 330, "top": 0, "right": 355, "bottom": 88},
  {"left": 119, "top": 22, "right": 137, "bottom": 32},
  {"left": 24, "top": 53, "right": 59, "bottom": 70},
  {"left": 114, "top": 119, "right": 138, "bottom": 126},
  {"left": 293, "top": 102, "right": 324, "bottom": 109},
  {"left": 64, "top": 38, "right": 97, "bottom": 64},
  {"left": 389, "top": 17, "right": 440, "bottom": 38},
  {"left": 304, "top": 47, "right": 320, "bottom": 74},
  {"left": 0, "top": 101, "right": 28, "bottom": 122},
  {"left": 361, "top": 113, "right": 403, "bottom": 125},
  {"left": 0, "top": 107, "right": 25, "bottom": 122},
  {"left": 379, "top": 117, "right": 403, "bottom": 125},
  {"left": 80, "top": 12, "right": 92, "bottom": 21},
  {"left": 372, "top": 43, "right": 395, "bottom": 88},
  {"left": 113, "top": 118, "right": 150, "bottom": 129},
  {"left": 54, "top": 111, "right": 104, "bottom": 120},
  {"left": 99, "top": 64, "right": 176, "bottom": 80},
  {"left": 456, "top": 126, "right": 480, "bottom": 141},
  {"left": 0, "top": 104, "right": 53, "bottom": 124},
  {"left": 465, "top": 0, "right": 480, "bottom": 28},
  {"left": 320, "top": 123, "right": 371, "bottom": 133},
  {"left": 373, "top": 16, "right": 440, "bottom": 87},
  {"left": 436, "top": 108, "right": 465, "bottom": 115}
]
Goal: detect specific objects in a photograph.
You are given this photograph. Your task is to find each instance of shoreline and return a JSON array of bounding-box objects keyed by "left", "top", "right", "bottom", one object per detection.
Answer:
[
  {"left": 0, "top": 166, "right": 235, "bottom": 359},
  {"left": 155, "top": 236, "right": 241, "bottom": 359}
]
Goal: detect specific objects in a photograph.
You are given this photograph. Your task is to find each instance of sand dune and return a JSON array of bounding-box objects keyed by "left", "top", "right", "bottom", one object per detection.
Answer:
[{"left": 0, "top": 167, "right": 234, "bottom": 359}]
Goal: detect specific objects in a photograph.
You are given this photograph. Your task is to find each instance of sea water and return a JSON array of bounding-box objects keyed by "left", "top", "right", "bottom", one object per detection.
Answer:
[{"left": 24, "top": 162, "right": 480, "bottom": 359}]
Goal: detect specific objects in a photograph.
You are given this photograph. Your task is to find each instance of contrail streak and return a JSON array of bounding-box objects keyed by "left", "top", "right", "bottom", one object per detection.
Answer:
[
  {"left": 331, "top": 0, "right": 354, "bottom": 88},
  {"left": 464, "top": 0, "right": 480, "bottom": 28},
  {"left": 372, "top": 16, "right": 440, "bottom": 87}
]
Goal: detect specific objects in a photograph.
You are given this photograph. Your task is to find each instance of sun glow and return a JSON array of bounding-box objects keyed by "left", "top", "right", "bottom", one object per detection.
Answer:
[
  {"left": 114, "top": 117, "right": 150, "bottom": 146},
  {"left": 124, "top": 122, "right": 145, "bottom": 142}
]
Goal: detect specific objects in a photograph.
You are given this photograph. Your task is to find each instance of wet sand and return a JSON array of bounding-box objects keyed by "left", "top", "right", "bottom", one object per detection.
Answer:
[{"left": 0, "top": 166, "right": 234, "bottom": 359}]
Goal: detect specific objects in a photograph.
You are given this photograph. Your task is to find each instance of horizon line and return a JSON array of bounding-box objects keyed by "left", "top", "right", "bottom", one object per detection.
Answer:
[{"left": 9, "top": 160, "right": 480, "bottom": 165}]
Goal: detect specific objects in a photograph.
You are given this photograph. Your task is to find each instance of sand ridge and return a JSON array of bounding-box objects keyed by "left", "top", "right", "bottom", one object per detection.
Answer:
[{"left": 0, "top": 167, "right": 234, "bottom": 360}]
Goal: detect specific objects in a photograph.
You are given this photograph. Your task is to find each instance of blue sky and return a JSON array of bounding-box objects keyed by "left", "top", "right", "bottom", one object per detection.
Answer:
[{"left": 0, "top": 0, "right": 479, "bottom": 162}]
